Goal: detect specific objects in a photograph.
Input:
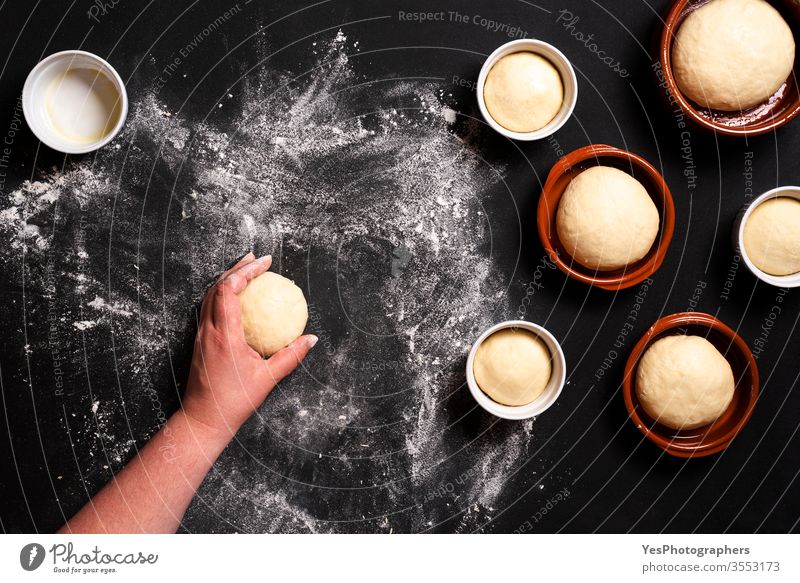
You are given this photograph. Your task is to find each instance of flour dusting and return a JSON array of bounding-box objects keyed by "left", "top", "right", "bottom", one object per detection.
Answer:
[{"left": 0, "top": 32, "right": 542, "bottom": 532}]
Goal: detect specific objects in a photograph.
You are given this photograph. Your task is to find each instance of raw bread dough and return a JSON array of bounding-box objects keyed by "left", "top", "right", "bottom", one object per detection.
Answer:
[
  {"left": 473, "top": 328, "right": 552, "bottom": 406},
  {"left": 636, "top": 335, "right": 735, "bottom": 430},
  {"left": 239, "top": 271, "right": 308, "bottom": 357},
  {"left": 483, "top": 51, "right": 564, "bottom": 133},
  {"left": 672, "top": 0, "right": 795, "bottom": 111},
  {"left": 556, "top": 165, "right": 660, "bottom": 271},
  {"left": 743, "top": 197, "right": 800, "bottom": 275}
]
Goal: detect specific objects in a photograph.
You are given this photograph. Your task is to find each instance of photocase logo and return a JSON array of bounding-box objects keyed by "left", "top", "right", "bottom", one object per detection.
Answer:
[{"left": 20, "top": 543, "right": 46, "bottom": 571}]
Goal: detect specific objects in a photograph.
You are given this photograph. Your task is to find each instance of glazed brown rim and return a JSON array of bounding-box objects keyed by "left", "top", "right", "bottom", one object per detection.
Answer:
[
  {"left": 537, "top": 144, "right": 675, "bottom": 291},
  {"left": 660, "top": 0, "right": 800, "bottom": 137},
  {"left": 623, "top": 312, "right": 759, "bottom": 458}
]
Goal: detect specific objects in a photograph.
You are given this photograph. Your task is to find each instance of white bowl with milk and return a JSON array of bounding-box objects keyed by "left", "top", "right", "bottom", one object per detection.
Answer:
[{"left": 23, "top": 50, "right": 128, "bottom": 154}]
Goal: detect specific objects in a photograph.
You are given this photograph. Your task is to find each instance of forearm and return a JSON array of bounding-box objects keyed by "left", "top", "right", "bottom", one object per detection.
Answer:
[
  {"left": 59, "top": 410, "right": 236, "bottom": 534},
  {"left": 58, "top": 254, "right": 314, "bottom": 534}
]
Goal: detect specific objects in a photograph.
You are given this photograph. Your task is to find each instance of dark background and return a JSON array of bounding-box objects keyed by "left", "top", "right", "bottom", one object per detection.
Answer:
[{"left": 0, "top": 0, "right": 798, "bottom": 534}]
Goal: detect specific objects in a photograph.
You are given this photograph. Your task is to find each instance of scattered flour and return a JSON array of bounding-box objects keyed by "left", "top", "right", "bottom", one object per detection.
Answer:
[
  {"left": 87, "top": 295, "right": 134, "bottom": 317},
  {"left": 0, "top": 32, "right": 546, "bottom": 532}
]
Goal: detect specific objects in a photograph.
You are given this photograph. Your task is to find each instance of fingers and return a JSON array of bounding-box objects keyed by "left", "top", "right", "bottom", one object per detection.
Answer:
[
  {"left": 212, "top": 255, "right": 272, "bottom": 330},
  {"left": 224, "top": 255, "right": 272, "bottom": 294},
  {"left": 221, "top": 252, "right": 256, "bottom": 280},
  {"left": 212, "top": 279, "right": 244, "bottom": 337},
  {"left": 263, "top": 335, "right": 318, "bottom": 386},
  {"left": 199, "top": 252, "right": 256, "bottom": 325}
]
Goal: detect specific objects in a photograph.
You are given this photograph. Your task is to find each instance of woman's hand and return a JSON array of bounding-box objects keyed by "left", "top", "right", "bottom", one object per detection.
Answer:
[
  {"left": 60, "top": 252, "right": 316, "bottom": 533},
  {"left": 182, "top": 252, "right": 317, "bottom": 435}
]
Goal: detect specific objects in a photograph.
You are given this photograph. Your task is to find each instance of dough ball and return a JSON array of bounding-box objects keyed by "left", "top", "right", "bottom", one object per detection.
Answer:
[
  {"left": 636, "top": 335, "right": 735, "bottom": 430},
  {"left": 473, "top": 328, "right": 552, "bottom": 406},
  {"left": 672, "top": 0, "right": 795, "bottom": 111},
  {"left": 743, "top": 197, "right": 800, "bottom": 275},
  {"left": 483, "top": 51, "right": 564, "bottom": 133},
  {"left": 556, "top": 166, "right": 660, "bottom": 271},
  {"left": 239, "top": 271, "right": 308, "bottom": 357}
]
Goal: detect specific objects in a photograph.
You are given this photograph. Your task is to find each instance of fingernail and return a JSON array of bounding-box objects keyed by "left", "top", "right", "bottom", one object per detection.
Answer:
[
  {"left": 245, "top": 251, "right": 255, "bottom": 259},
  {"left": 227, "top": 273, "right": 240, "bottom": 285},
  {"left": 259, "top": 254, "right": 272, "bottom": 263},
  {"left": 307, "top": 335, "right": 319, "bottom": 348}
]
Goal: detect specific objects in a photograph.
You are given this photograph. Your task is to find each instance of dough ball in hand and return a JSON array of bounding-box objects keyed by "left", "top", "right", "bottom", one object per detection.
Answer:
[
  {"left": 473, "top": 328, "right": 552, "bottom": 406},
  {"left": 636, "top": 335, "right": 735, "bottom": 430},
  {"left": 672, "top": 0, "right": 795, "bottom": 111},
  {"left": 556, "top": 165, "right": 660, "bottom": 271},
  {"left": 239, "top": 271, "right": 308, "bottom": 357}
]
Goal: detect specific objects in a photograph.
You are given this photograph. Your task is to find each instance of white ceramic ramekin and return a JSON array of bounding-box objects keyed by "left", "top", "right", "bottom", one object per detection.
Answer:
[
  {"left": 734, "top": 185, "right": 800, "bottom": 288},
  {"left": 466, "top": 320, "right": 567, "bottom": 420},
  {"left": 22, "top": 50, "right": 128, "bottom": 154},
  {"left": 476, "top": 39, "right": 578, "bottom": 141}
]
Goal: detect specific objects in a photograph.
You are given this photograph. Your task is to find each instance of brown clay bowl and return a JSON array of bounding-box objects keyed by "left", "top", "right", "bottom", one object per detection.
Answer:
[
  {"left": 660, "top": 0, "right": 800, "bottom": 136},
  {"left": 537, "top": 144, "right": 675, "bottom": 291},
  {"left": 623, "top": 312, "right": 759, "bottom": 458}
]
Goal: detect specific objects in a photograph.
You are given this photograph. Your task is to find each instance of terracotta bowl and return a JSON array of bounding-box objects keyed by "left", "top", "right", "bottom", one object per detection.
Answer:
[
  {"left": 537, "top": 144, "right": 675, "bottom": 291},
  {"left": 660, "top": 0, "right": 800, "bottom": 136},
  {"left": 623, "top": 312, "right": 759, "bottom": 458}
]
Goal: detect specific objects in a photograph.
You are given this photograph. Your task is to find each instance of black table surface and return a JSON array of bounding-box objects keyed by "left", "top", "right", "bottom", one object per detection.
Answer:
[{"left": 1, "top": 0, "right": 798, "bottom": 534}]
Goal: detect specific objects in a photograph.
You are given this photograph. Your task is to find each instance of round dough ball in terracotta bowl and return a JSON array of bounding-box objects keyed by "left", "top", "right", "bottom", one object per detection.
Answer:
[
  {"left": 623, "top": 312, "right": 759, "bottom": 458},
  {"left": 637, "top": 335, "right": 735, "bottom": 430},
  {"left": 537, "top": 144, "right": 675, "bottom": 291},
  {"left": 660, "top": 0, "right": 800, "bottom": 136},
  {"left": 557, "top": 166, "right": 659, "bottom": 272}
]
